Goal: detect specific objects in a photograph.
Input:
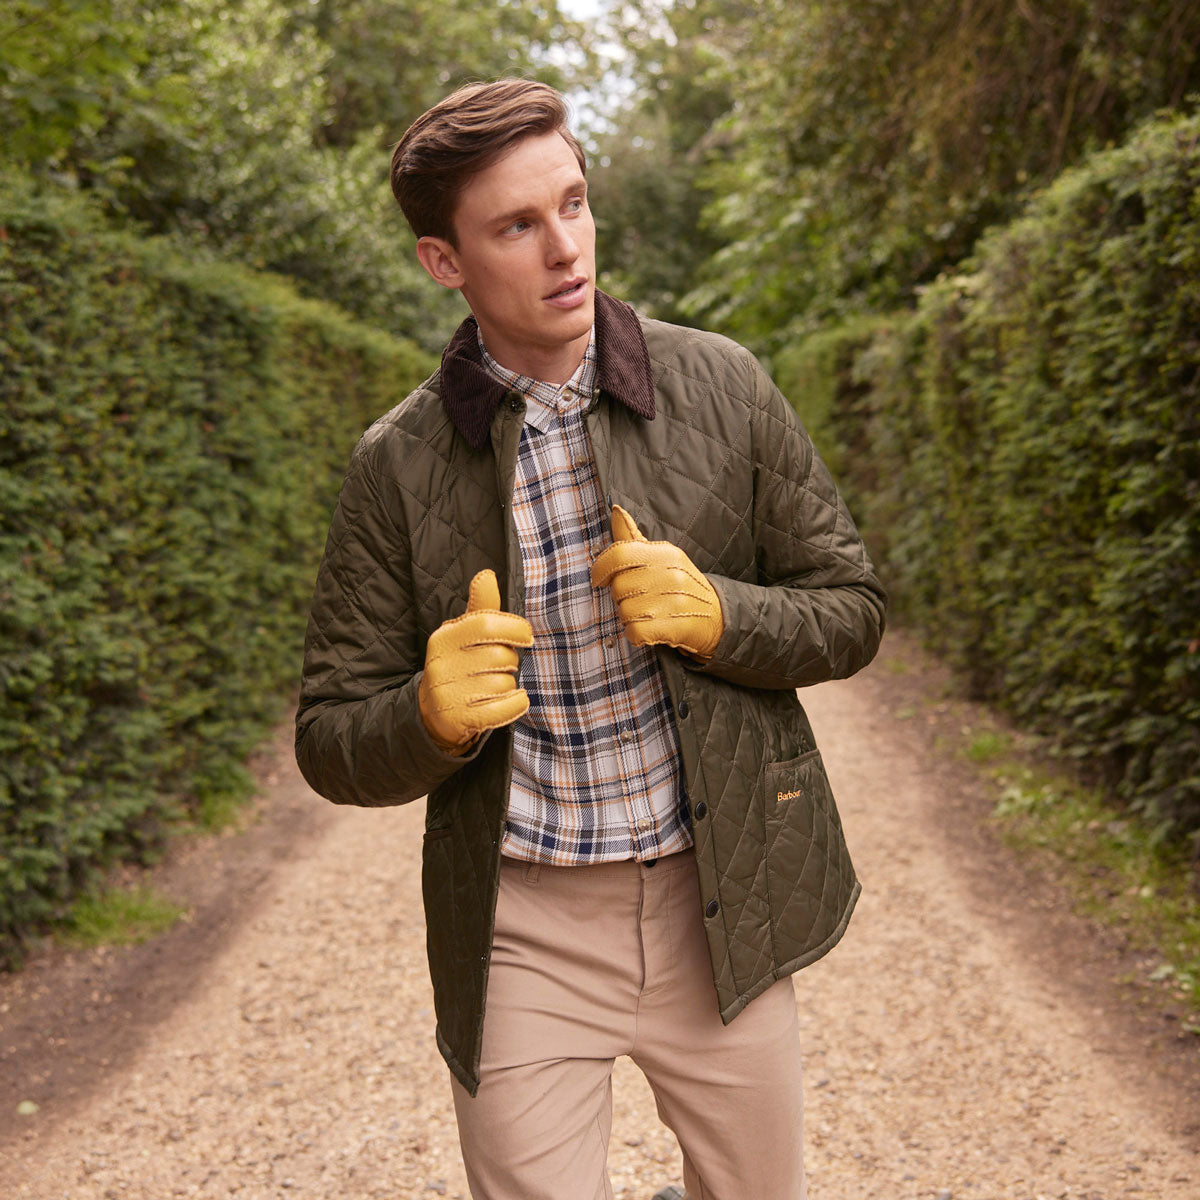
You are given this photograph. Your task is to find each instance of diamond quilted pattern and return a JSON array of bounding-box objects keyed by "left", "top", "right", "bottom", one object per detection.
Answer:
[{"left": 295, "top": 297, "right": 884, "bottom": 1090}]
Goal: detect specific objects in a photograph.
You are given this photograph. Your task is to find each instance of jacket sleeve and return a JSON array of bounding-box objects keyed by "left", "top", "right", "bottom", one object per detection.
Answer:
[
  {"left": 694, "top": 347, "right": 887, "bottom": 691},
  {"left": 294, "top": 428, "right": 484, "bottom": 807}
]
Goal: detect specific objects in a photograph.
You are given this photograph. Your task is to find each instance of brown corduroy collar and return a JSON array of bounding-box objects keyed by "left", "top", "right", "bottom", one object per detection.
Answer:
[{"left": 437, "top": 289, "right": 656, "bottom": 450}]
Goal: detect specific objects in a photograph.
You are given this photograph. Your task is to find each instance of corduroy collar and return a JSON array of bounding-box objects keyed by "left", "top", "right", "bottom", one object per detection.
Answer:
[{"left": 437, "top": 289, "right": 656, "bottom": 449}]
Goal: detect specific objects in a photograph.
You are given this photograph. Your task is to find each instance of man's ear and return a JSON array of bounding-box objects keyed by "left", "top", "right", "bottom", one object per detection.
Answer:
[{"left": 416, "top": 236, "right": 464, "bottom": 290}]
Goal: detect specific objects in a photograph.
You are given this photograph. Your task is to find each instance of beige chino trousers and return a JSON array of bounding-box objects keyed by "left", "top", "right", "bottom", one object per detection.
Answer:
[{"left": 450, "top": 849, "right": 808, "bottom": 1200}]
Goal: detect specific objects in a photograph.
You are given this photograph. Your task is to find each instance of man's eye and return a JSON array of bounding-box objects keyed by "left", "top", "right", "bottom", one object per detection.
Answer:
[
  {"left": 565, "top": 198, "right": 584, "bottom": 214},
  {"left": 506, "top": 219, "right": 531, "bottom": 234}
]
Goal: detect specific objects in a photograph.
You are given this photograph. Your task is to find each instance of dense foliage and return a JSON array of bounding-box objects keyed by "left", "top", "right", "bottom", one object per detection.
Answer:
[
  {"left": 777, "top": 112, "right": 1200, "bottom": 841},
  {"left": 304, "top": 0, "right": 589, "bottom": 148},
  {"left": 597, "top": 0, "right": 1200, "bottom": 349},
  {"left": 1, "top": 0, "right": 590, "bottom": 351},
  {"left": 589, "top": 1, "right": 735, "bottom": 322},
  {"left": 0, "top": 175, "right": 431, "bottom": 963}
]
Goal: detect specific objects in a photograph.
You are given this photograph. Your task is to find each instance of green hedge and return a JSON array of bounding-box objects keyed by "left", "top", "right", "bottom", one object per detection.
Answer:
[
  {"left": 778, "top": 111, "right": 1200, "bottom": 842},
  {"left": 0, "top": 174, "right": 432, "bottom": 964}
]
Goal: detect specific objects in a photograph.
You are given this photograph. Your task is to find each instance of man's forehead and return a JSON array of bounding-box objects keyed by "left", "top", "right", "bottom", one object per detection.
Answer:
[{"left": 460, "top": 132, "right": 585, "bottom": 215}]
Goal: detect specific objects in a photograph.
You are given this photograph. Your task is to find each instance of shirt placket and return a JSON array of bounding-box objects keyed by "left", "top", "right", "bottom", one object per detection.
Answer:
[{"left": 561, "top": 399, "right": 661, "bottom": 858}]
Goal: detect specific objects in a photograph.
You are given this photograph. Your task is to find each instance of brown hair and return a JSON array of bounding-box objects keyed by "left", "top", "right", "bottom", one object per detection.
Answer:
[{"left": 390, "top": 79, "right": 586, "bottom": 244}]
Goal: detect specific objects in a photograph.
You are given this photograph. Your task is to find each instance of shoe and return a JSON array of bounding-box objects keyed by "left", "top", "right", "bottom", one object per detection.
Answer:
[{"left": 652, "top": 1189, "right": 686, "bottom": 1200}]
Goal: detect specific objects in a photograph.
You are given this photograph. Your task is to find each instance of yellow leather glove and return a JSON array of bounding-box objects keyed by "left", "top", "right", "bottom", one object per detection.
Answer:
[
  {"left": 418, "top": 569, "right": 534, "bottom": 754},
  {"left": 590, "top": 504, "right": 723, "bottom": 660}
]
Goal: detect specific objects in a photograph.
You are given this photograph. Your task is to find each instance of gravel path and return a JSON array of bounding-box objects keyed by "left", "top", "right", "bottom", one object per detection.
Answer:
[{"left": 2, "top": 637, "right": 1197, "bottom": 1199}]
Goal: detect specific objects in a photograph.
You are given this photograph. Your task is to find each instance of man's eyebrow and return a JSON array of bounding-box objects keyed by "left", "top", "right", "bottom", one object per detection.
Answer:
[{"left": 490, "top": 178, "right": 588, "bottom": 229}]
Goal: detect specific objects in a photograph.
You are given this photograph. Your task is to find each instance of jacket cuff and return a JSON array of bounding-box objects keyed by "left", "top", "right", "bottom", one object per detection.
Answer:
[{"left": 686, "top": 572, "right": 742, "bottom": 671}]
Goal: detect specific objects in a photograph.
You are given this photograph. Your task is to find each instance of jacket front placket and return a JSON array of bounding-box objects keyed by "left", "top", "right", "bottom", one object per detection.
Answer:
[{"left": 490, "top": 392, "right": 528, "bottom": 619}]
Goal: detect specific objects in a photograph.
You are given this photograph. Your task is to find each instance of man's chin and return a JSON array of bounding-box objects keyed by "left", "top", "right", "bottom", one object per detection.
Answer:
[{"left": 556, "top": 290, "right": 594, "bottom": 338}]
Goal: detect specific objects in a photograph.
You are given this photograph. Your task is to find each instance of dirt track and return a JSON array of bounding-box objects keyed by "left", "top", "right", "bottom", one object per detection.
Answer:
[{"left": 2, "top": 633, "right": 1198, "bottom": 1199}]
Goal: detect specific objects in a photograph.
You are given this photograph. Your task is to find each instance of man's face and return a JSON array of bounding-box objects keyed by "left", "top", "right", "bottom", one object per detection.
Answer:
[{"left": 416, "top": 130, "right": 596, "bottom": 381}]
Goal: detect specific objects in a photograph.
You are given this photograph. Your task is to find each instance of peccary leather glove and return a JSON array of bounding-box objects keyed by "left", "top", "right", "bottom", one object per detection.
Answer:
[
  {"left": 417, "top": 569, "right": 534, "bottom": 755},
  {"left": 590, "top": 504, "right": 723, "bottom": 660}
]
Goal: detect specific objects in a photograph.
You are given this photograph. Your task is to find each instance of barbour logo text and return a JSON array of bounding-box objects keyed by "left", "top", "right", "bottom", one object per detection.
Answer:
[{"left": 777, "top": 788, "right": 803, "bottom": 804}]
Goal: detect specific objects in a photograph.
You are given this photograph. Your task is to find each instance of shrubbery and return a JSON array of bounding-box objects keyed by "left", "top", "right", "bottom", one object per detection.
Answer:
[
  {"left": 777, "top": 111, "right": 1200, "bottom": 842},
  {"left": 0, "top": 173, "right": 432, "bottom": 964}
]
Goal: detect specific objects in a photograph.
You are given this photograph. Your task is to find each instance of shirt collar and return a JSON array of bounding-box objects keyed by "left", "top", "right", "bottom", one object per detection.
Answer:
[
  {"left": 476, "top": 327, "right": 597, "bottom": 432},
  {"left": 436, "top": 289, "right": 656, "bottom": 450}
]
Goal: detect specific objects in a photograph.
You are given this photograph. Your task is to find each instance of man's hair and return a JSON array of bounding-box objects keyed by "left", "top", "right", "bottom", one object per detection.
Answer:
[{"left": 390, "top": 79, "right": 586, "bottom": 244}]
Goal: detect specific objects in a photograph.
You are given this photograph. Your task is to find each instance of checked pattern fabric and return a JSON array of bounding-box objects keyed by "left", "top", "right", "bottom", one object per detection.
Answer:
[{"left": 475, "top": 330, "right": 692, "bottom": 866}]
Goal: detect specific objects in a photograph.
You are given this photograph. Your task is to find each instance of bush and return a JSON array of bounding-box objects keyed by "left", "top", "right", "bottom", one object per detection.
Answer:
[
  {"left": 771, "top": 314, "right": 900, "bottom": 490},
  {"left": 0, "top": 172, "right": 432, "bottom": 963},
  {"left": 782, "top": 111, "right": 1200, "bottom": 842}
]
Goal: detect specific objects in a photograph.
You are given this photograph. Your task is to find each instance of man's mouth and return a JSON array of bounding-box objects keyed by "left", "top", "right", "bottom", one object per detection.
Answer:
[{"left": 545, "top": 278, "right": 587, "bottom": 302}]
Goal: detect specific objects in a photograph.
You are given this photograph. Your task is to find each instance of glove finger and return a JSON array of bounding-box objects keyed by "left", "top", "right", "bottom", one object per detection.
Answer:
[
  {"left": 427, "top": 646, "right": 520, "bottom": 690},
  {"left": 465, "top": 568, "right": 502, "bottom": 613},
  {"left": 628, "top": 584, "right": 716, "bottom": 616},
  {"left": 618, "top": 618, "right": 653, "bottom": 648},
  {"left": 610, "top": 580, "right": 653, "bottom": 613},
  {"left": 590, "top": 543, "right": 624, "bottom": 589},
  {"left": 464, "top": 643, "right": 521, "bottom": 676},
  {"left": 611, "top": 504, "right": 648, "bottom": 543},
  {"left": 619, "top": 615, "right": 686, "bottom": 650},
  {"left": 609, "top": 566, "right": 702, "bottom": 607},
  {"left": 598, "top": 539, "right": 683, "bottom": 579},
  {"left": 463, "top": 612, "right": 533, "bottom": 649},
  {"left": 464, "top": 687, "right": 530, "bottom": 732},
  {"left": 422, "top": 665, "right": 522, "bottom": 713},
  {"left": 612, "top": 561, "right": 716, "bottom": 607},
  {"left": 591, "top": 540, "right": 659, "bottom": 588},
  {"left": 434, "top": 609, "right": 533, "bottom": 652}
]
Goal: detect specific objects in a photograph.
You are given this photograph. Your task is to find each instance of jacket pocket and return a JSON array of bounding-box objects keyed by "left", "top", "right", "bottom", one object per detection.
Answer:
[{"left": 761, "top": 749, "right": 851, "bottom": 970}]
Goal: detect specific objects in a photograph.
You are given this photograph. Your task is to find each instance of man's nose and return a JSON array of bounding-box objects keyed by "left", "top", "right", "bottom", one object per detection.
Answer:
[{"left": 545, "top": 217, "right": 579, "bottom": 265}]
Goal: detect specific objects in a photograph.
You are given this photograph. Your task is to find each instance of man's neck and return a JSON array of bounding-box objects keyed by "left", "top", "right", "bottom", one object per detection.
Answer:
[{"left": 475, "top": 325, "right": 591, "bottom": 385}]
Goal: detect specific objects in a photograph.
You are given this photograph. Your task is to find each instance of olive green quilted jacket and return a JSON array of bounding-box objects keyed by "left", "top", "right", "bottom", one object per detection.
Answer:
[{"left": 295, "top": 291, "right": 886, "bottom": 1095}]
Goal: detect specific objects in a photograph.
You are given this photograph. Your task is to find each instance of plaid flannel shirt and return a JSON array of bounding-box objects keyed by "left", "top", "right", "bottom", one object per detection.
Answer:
[{"left": 478, "top": 330, "right": 693, "bottom": 865}]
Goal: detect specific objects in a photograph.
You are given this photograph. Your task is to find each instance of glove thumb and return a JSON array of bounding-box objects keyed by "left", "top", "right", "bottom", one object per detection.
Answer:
[
  {"left": 611, "top": 504, "right": 648, "bottom": 544},
  {"left": 465, "top": 568, "right": 502, "bottom": 613}
]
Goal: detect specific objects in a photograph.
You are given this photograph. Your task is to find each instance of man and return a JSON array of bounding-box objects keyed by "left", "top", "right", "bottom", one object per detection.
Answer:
[{"left": 295, "top": 79, "right": 885, "bottom": 1200}]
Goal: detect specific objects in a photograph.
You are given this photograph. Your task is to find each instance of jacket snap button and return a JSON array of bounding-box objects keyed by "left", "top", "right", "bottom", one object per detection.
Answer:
[
  {"left": 694, "top": 801, "right": 707, "bottom": 820},
  {"left": 704, "top": 899, "right": 719, "bottom": 919},
  {"left": 677, "top": 700, "right": 690, "bottom": 718},
  {"left": 509, "top": 397, "right": 521, "bottom": 412}
]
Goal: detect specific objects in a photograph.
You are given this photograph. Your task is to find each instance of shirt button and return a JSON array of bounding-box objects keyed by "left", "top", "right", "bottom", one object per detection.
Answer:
[
  {"left": 636, "top": 817, "right": 652, "bottom": 832},
  {"left": 620, "top": 729, "right": 634, "bottom": 743},
  {"left": 604, "top": 636, "right": 617, "bottom": 650}
]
